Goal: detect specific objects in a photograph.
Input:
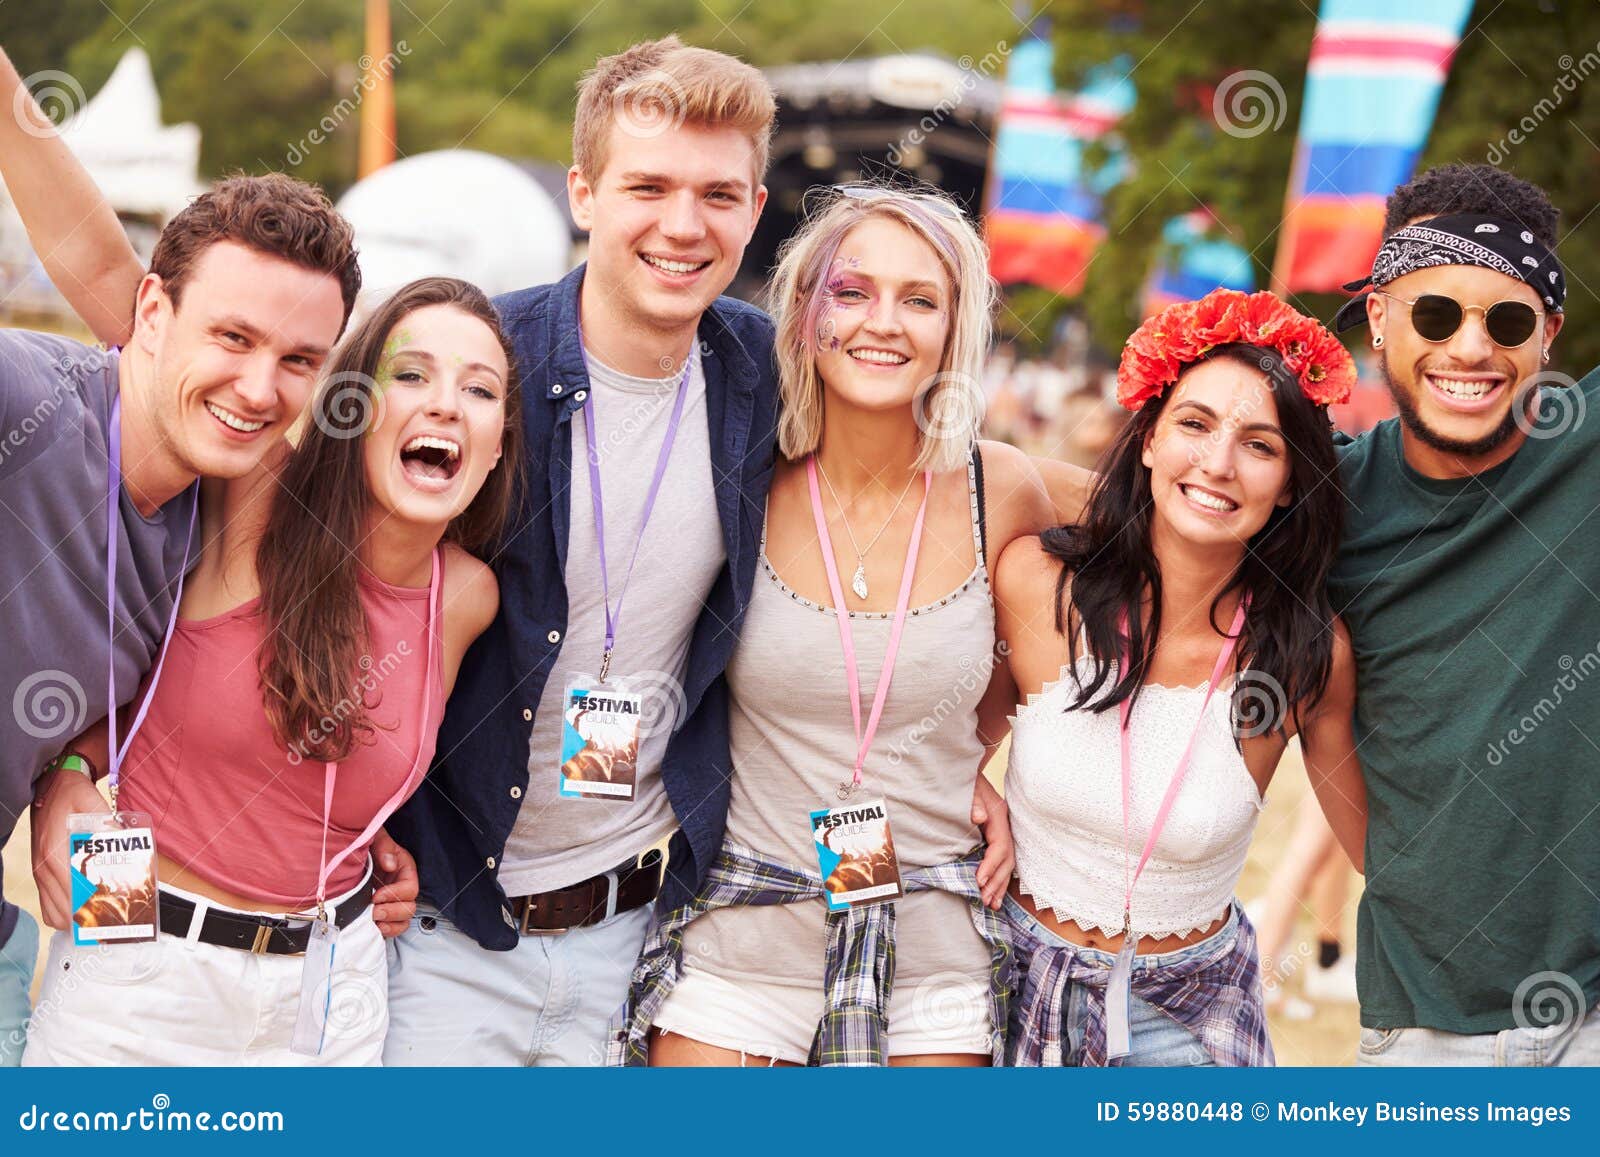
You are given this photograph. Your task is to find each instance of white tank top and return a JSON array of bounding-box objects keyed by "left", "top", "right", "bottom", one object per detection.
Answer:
[{"left": 1006, "top": 656, "right": 1264, "bottom": 939}]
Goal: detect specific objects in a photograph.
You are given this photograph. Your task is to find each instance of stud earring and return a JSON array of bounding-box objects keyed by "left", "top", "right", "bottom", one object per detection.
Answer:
[
  {"left": 1542, "top": 348, "right": 1551, "bottom": 364},
  {"left": 1372, "top": 334, "right": 1384, "bottom": 350}
]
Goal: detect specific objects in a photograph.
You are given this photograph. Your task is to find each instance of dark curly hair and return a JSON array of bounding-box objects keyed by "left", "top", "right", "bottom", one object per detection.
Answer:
[
  {"left": 150, "top": 172, "right": 362, "bottom": 334},
  {"left": 1384, "top": 162, "right": 1559, "bottom": 248}
]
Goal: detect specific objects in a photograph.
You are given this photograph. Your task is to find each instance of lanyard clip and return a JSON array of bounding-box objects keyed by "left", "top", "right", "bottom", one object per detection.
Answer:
[
  {"left": 316, "top": 900, "right": 328, "bottom": 926},
  {"left": 598, "top": 648, "right": 613, "bottom": 684}
]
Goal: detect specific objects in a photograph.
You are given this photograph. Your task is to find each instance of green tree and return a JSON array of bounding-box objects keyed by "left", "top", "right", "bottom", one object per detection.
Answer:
[{"left": 1047, "top": 0, "right": 1600, "bottom": 373}]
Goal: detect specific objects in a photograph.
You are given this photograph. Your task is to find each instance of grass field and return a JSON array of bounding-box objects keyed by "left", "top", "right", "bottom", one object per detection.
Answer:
[{"left": 3, "top": 741, "right": 1360, "bottom": 1064}]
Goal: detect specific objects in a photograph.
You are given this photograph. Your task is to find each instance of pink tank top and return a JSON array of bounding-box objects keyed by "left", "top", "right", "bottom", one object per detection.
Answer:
[{"left": 120, "top": 554, "right": 445, "bottom": 906}]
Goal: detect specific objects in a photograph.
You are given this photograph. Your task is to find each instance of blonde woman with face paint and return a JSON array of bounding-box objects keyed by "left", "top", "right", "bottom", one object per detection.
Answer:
[{"left": 610, "top": 183, "right": 1058, "bottom": 1067}]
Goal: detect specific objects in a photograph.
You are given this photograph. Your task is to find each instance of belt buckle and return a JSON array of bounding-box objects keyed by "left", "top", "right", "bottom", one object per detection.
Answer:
[
  {"left": 518, "top": 897, "right": 567, "bottom": 938},
  {"left": 250, "top": 922, "right": 274, "bottom": 954}
]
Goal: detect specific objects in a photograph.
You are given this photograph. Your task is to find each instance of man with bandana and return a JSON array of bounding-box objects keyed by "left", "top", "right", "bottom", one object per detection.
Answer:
[{"left": 1329, "top": 163, "right": 1599, "bottom": 1065}]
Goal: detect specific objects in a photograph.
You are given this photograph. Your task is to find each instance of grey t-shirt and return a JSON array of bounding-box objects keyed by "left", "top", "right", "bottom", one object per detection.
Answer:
[
  {"left": 0, "top": 330, "right": 196, "bottom": 949},
  {"left": 498, "top": 352, "right": 725, "bottom": 895}
]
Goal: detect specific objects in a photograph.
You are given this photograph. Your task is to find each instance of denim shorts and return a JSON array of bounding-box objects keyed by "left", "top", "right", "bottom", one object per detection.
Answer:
[{"left": 1005, "top": 895, "right": 1237, "bottom": 1066}]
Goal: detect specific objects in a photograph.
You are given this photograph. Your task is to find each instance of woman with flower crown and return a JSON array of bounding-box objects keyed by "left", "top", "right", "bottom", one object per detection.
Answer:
[{"left": 993, "top": 289, "right": 1369, "bottom": 1067}]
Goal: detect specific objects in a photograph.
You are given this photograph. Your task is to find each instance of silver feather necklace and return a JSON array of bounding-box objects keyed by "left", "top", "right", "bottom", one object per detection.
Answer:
[{"left": 814, "top": 459, "right": 920, "bottom": 601}]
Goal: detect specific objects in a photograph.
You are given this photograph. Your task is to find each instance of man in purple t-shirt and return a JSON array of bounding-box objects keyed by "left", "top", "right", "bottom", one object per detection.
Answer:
[{"left": 0, "top": 49, "right": 360, "bottom": 1063}]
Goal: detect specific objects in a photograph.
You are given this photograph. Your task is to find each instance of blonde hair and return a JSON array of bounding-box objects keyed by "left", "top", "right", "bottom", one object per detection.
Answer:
[
  {"left": 573, "top": 36, "right": 776, "bottom": 185},
  {"left": 768, "top": 187, "right": 996, "bottom": 475}
]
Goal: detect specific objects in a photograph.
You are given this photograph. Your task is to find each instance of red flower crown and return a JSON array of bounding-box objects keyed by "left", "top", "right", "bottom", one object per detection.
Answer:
[{"left": 1116, "top": 288, "right": 1356, "bottom": 412}]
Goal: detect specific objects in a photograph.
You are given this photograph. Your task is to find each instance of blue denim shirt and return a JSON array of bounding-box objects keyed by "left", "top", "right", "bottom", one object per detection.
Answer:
[{"left": 387, "top": 265, "right": 779, "bottom": 950}]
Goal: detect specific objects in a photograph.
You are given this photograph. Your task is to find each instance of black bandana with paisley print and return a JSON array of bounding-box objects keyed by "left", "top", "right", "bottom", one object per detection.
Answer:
[{"left": 1334, "top": 212, "right": 1565, "bottom": 332}]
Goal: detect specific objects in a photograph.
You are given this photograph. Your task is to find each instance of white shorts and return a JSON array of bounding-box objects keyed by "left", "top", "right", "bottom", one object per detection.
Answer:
[
  {"left": 23, "top": 872, "right": 386, "bottom": 1067},
  {"left": 653, "top": 965, "right": 993, "bottom": 1064}
]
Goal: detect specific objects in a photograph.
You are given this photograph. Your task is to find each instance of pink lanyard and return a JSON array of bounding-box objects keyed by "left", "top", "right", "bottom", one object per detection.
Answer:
[
  {"left": 1105, "top": 596, "right": 1247, "bottom": 1061},
  {"left": 1115, "top": 596, "right": 1249, "bottom": 932},
  {"left": 309, "top": 548, "right": 443, "bottom": 918},
  {"left": 805, "top": 456, "right": 931, "bottom": 798}
]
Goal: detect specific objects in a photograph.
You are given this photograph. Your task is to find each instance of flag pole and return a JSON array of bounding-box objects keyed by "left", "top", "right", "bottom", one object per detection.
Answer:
[{"left": 358, "top": 0, "right": 396, "bottom": 179}]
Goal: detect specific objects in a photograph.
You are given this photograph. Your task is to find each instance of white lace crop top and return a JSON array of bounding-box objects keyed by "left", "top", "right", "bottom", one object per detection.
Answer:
[{"left": 1006, "top": 657, "right": 1264, "bottom": 939}]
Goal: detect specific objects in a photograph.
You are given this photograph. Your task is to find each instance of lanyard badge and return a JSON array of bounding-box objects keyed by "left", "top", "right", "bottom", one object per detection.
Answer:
[
  {"left": 292, "top": 550, "right": 443, "bottom": 1057},
  {"left": 74, "top": 395, "right": 196, "bottom": 947},
  {"left": 68, "top": 811, "right": 158, "bottom": 945},
  {"left": 558, "top": 676, "right": 641, "bottom": 801},
  {"left": 810, "top": 799, "right": 902, "bottom": 911},
  {"left": 554, "top": 341, "right": 693, "bottom": 801},
  {"left": 802, "top": 457, "right": 931, "bottom": 908},
  {"left": 1103, "top": 597, "right": 1249, "bottom": 1061}
]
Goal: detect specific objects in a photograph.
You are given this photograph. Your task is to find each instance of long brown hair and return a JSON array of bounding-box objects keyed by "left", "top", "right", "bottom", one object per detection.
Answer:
[{"left": 256, "top": 277, "right": 522, "bottom": 762}]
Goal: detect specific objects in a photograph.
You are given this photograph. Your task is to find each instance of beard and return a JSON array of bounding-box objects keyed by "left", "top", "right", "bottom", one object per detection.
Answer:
[{"left": 1378, "top": 351, "right": 1526, "bottom": 459}]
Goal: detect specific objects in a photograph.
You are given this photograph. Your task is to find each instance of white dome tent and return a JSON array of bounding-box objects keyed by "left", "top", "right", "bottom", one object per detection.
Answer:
[
  {"left": 1, "top": 47, "right": 202, "bottom": 315},
  {"left": 336, "top": 149, "right": 572, "bottom": 314},
  {"left": 58, "top": 47, "right": 205, "bottom": 219}
]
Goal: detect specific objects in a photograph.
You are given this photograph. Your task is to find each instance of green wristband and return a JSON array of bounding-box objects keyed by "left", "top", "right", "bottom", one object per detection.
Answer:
[{"left": 49, "top": 753, "right": 97, "bottom": 781}]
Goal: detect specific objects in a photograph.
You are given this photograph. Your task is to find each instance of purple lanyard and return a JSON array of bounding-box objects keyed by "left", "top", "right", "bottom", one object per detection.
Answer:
[
  {"left": 577, "top": 345, "right": 693, "bottom": 682},
  {"left": 105, "top": 395, "right": 198, "bottom": 807}
]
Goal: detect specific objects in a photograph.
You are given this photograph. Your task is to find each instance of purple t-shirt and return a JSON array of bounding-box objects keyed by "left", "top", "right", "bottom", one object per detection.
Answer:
[{"left": 0, "top": 330, "right": 195, "bottom": 950}]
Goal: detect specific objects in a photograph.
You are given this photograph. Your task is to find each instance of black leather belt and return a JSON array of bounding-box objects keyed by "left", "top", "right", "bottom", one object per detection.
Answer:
[
  {"left": 509, "top": 849, "right": 663, "bottom": 935},
  {"left": 157, "top": 872, "right": 377, "bottom": 956}
]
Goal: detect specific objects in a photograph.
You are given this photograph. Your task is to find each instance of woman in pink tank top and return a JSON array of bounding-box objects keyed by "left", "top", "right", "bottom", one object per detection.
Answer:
[{"left": 24, "top": 278, "right": 522, "bottom": 1066}]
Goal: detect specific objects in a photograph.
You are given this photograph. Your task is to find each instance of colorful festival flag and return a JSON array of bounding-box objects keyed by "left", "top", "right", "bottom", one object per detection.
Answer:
[
  {"left": 985, "top": 36, "right": 1133, "bottom": 295},
  {"left": 1273, "top": 0, "right": 1474, "bottom": 293},
  {"left": 1143, "top": 210, "right": 1255, "bottom": 316}
]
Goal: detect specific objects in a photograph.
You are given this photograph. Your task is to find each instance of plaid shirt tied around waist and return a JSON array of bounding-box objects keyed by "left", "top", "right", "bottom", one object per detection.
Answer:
[
  {"left": 1007, "top": 903, "right": 1273, "bottom": 1067},
  {"left": 608, "top": 841, "right": 1014, "bottom": 1066}
]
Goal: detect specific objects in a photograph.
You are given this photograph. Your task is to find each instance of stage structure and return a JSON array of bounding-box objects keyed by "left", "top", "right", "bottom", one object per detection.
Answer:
[{"left": 746, "top": 54, "right": 1001, "bottom": 299}]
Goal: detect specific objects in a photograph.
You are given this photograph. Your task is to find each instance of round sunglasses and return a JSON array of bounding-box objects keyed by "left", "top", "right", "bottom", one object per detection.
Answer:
[{"left": 1377, "top": 291, "right": 1545, "bottom": 348}]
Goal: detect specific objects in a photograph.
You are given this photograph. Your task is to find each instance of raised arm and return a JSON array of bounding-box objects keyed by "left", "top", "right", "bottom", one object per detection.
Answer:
[
  {"left": 1296, "top": 620, "right": 1367, "bottom": 873},
  {"left": 1, "top": 46, "right": 143, "bottom": 345}
]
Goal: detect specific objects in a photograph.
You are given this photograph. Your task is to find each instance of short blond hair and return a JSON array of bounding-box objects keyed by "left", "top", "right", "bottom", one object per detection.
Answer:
[
  {"left": 573, "top": 36, "right": 775, "bottom": 184},
  {"left": 768, "top": 187, "right": 996, "bottom": 475}
]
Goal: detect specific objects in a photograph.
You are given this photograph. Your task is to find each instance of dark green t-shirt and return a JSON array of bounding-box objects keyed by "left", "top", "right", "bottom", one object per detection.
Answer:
[{"left": 1331, "top": 375, "right": 1600, "bottom": 1034}]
